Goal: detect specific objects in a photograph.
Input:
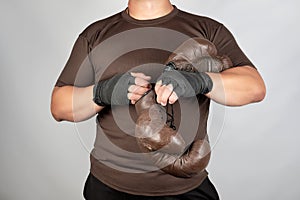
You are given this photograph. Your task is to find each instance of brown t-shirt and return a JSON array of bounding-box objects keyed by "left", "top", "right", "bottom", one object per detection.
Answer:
[{"left": 56, "top": 6, "right": 254, "bottom": 196}]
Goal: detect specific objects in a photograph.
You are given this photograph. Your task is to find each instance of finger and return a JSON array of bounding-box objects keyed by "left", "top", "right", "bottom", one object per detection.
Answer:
[
  {"left": 134, "top": 77, "right": 151, "bottom": 88},
  {"left": 128, "top": 85, "right": 150, "bottom": 95},
  {"left": 155, "top": 84, "right": 167, "bottom": 104},
  {"left": 168, "top": 92, "right": 178, "bottom": 104},
  {"left": 130, "top": 72, "right": 151, "bottom": 80},
  {"left": 154, "top": 80, "right": 163, "bottom": 93},
  {"left": 128, "top": 92, "right": 145, "bottom": 102},
  {"left": 156, "top": 84, "right": 173, "bottom": 106}
]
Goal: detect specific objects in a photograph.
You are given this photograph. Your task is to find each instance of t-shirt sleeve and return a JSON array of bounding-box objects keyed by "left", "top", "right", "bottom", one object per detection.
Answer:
[
  {"left": 55, "top": 35, "right": 95, "bottom": 87},
  {"left": 210, "top": 24, "right": 255, "bottom": 68}
]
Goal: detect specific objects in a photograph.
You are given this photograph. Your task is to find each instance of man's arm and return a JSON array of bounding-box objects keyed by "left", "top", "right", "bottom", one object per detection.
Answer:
[
  {"left": 206, "top": 66, "right": 266, "bottom": 106},
  {"left": 51, "top": 72, "right": 151, "bottom": 122},
  {"left": 51, "top": 85, "right": 103, "bottom": 122},
  {"left": 155, "top": 65, "right": 266, "bottom": 106}
]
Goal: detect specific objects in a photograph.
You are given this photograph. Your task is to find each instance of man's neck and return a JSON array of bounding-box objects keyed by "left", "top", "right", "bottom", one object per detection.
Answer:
[{"left": 127, "top": 0, "right": 173, "bottom": 20}]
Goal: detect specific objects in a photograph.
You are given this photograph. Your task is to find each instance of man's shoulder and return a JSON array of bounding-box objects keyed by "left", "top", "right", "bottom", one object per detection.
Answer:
[
  {"left": 79, "top": 11, "right": 124, "bottom": 39},
  {"left": 177, "top": 8, "right": 222, "bottom": 26}
]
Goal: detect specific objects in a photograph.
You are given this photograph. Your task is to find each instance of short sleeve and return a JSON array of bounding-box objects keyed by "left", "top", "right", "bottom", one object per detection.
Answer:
[
  {"left": 211, "top": 24, "right": 255, "bottom": 68},
  {"left": 55, "top": 35, "right": 95, "bottom": 87}
]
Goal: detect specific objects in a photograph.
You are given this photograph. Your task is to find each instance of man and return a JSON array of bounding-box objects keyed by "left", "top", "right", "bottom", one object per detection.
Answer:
[{"left": 51, "top": 0, "right": 266, "bottom": 199}]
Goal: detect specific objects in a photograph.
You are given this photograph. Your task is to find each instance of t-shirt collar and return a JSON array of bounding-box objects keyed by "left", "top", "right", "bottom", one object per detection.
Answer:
[{"left": 121, "top": 5, "right": 178, "bottom": 26}]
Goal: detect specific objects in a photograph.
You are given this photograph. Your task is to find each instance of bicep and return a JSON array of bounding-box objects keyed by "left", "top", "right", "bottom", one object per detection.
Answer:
[{"left": 222, "top": 65, "right": 261, "bottom": 80}]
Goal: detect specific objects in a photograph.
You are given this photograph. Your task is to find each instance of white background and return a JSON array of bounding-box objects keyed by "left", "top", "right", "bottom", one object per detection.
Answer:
[{"left": 0, "top": 0, "right": 299, "bottom": 199}]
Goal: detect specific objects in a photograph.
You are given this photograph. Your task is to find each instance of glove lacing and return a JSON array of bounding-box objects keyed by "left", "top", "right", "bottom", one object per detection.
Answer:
[{"left": 166, "top": 103, "right": 176, "bottom": 130}]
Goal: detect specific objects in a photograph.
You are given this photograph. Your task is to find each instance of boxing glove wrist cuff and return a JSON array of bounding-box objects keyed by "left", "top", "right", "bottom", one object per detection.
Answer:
[
  {"left": 93, "top": 83, "right": 107, "bottom": 106},
  {"left": 93, "top": 73, "right": 134, "bottom": 106},
  {"left": 162, "top": 63, "right": 213, "bottom": 95},
  {"left": 196, "top": 72, "right": 213, "bottom": 94}
]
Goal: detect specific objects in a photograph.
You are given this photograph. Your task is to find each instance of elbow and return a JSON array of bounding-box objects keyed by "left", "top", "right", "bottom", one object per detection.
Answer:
[
  {"left": 51, "top": 106, "right": 75, "bottom": 122},
  {"left": 252, "top": 80, "right": 266, "bottom": 103},
  {"left": 51, "top": 87, "right": 63, "bottom": 122},
  {"left": 51, "top": 99, "right": 74, "bottom": 122},
  {"left": 50, "top": 86, "right": 76, "bottom": 122},
  {"left": 51, "top": 103, "right": 64, "bottom": 122},
  {"left": 254, "top": 88, "right": 266, "bottom": 103},
  {"left": 50, "top": 92, "right": 67, "bottom": 122}
]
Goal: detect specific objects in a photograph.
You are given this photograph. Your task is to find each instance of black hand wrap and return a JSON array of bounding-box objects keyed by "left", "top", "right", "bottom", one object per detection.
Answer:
[
  {"left": 93, "top": 73, "right": 135, "bottom": 106},
  {"left": 158, "top": 63, "right": 213, "bottom": 97}
]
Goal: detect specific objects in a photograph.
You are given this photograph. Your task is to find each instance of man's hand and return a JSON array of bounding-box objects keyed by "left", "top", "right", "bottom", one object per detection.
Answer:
[
  {"left": 93, "top": 72, "right": 151, "bottom": 106},
  {"left": 155, "top": 67, "right": 213, "bottom": 106},
  {"left": 128, "top": 73, "right": 152, "bottom": 104}
]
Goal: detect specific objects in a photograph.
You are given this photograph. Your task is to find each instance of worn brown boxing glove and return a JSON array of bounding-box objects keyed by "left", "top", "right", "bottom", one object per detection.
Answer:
[
  {"left": 135, "top": 90, "right": 210, "bottom": 178},
  {"left": 135, "top": 38, "right": 232, "bottom": 178},
  {"left": 135, "top": 90, "right": 186, "bottom": 155},
  {"left": 151, "top": 139, "right": 211, "bottom": 178},
  {"left": 166, "top": 37, "right": 232, "bottom": 73}
]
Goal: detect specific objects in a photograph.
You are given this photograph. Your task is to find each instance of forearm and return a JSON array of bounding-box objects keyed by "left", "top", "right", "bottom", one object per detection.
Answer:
[
  {"left": 51, "top": 85, "right": 103, "bottom": 122},
  {"left": 206, "top": 66, "right": 266, "bottom": 106}
]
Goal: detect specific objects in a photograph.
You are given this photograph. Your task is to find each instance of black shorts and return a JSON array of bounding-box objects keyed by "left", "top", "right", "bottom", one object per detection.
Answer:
[{"left": 83, "top": 173, "right": 219, "bottom": 200}]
